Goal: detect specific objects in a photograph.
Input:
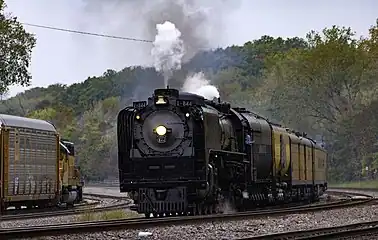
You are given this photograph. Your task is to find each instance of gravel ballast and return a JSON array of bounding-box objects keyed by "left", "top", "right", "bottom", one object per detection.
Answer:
[
  {"left": 8, "top": 200, "right": 378, "bottom": 239},
  {"left": 0, "top": 193, "right": 132, "bottom": 228},
  {"left": 4, "top": 189, "right": 378, "bottom": 239}
]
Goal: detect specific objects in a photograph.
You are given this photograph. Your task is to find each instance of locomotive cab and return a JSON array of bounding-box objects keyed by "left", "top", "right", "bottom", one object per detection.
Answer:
[{"left": 59, "top": 140, "right": 83, "bottom": 205}]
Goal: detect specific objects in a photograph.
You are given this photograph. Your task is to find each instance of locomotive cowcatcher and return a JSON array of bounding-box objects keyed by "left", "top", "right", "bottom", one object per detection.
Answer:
[{"left": 117, "top": 87, "right": 327, "bottom": 217}]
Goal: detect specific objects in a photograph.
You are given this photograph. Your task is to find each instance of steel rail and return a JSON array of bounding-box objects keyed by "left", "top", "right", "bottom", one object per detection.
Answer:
[
  {"left": 329, "top": 187, "right": 378, "bottom": 192},
  {"left": 238, "top": 220, "right": 378, "bottom": 239},
  {"left": 0, "top": 192, "right": 373, "bottom": 239}
]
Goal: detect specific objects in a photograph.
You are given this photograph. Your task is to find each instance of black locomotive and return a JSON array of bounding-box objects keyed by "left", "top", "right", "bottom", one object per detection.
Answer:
[{"left": 117, "top": 87, "right": 327, "bottom": 217}]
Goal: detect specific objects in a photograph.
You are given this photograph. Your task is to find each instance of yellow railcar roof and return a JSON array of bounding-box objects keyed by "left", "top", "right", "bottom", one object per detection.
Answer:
[{"left": 0, "top": 114, "right": 57, "bottom": 132}]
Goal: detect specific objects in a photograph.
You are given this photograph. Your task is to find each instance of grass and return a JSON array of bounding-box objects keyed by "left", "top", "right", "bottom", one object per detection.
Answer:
[
  {"left": 329, "top": 180, "right": 378, "bottom": 189},
  {"left": 76, "top": 208, "right": 140, "bottom": 222}
]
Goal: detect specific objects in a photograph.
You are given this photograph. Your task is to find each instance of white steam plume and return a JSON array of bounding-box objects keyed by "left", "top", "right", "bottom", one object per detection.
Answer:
[
  {"left": 151, "top": 21, "right": 185, "bottom": 88},
  {"left": 182, "top": 72, "right": 220, "bottom": 100}
]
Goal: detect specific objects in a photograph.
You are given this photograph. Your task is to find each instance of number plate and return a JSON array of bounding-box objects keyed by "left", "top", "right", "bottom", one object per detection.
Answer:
[{"left": 176, "top": 100, "right": 192, "bottom": 107}]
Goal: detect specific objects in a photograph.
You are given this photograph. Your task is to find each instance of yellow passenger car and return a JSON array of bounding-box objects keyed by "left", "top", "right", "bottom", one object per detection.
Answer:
[{"left": 271, "top": 126, "right": 327, "bottom": 199}]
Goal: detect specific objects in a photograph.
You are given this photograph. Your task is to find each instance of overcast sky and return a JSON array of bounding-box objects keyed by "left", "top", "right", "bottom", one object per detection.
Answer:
[{"left": 5, "top": 0, "right": 377, "bottom": 97}]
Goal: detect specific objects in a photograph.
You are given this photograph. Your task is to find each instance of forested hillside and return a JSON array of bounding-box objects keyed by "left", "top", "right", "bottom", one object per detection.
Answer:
[{"left": 1, "top": 16, "right": 377, "bottom": 182}]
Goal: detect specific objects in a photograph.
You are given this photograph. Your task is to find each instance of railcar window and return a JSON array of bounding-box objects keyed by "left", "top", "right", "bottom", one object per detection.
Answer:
[
  {"left": 67, "top": 145, "right": 74, "bottom": 156},
  {"left": 317, "top": 155, "right": 322, "bottom": 169}
]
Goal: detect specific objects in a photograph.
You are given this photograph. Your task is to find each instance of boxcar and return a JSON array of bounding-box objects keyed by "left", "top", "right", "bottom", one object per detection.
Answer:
[{"left": 0, "top": 114, "right": 60, "bottom": 211}]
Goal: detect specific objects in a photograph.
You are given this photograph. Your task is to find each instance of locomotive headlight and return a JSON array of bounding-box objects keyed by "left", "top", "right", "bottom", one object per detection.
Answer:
[{"left": 155, "top": 125, "right": 167, "bottom": 136}]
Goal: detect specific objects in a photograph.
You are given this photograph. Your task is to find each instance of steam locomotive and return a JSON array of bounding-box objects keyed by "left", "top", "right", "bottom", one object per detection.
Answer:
[{"left": 117, "top": 87, "right": 327, "bottom": 217}]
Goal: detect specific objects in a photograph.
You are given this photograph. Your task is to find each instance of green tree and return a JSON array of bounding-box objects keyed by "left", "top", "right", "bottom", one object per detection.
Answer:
[
  {"left": 267, "top": 24, "right": 376, "bottom": 130},
  {"left": 76, "top": 99, "right": 118, "bottom": 181},
  {"left": 0, "top": 0, "right": 36, "bottom": 94},
  {"left": 264, "top": 21, "right": 378, "bottom": 180}
]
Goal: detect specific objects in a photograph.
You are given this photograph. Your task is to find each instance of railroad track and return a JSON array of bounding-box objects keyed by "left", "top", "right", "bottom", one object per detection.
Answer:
[
  {"left": 1, "top": 195, "right": 101, "bottom": 216},
  {"left": 0, "top": 193, "right": 132, "bottom": 221},
  {"left": 239, "top": 220, "right": 378, "bottom": 239},
  {"left": 329, "top": 187, "right": 378, "bottom": 192},
  {"left": 0, "top": 191, "right": 373, "bottom": 239}
]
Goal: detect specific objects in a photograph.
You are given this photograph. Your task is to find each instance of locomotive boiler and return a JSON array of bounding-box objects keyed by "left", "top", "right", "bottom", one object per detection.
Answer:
[{"left": 117, "top": 87, "right": 327, "bottom": 217}]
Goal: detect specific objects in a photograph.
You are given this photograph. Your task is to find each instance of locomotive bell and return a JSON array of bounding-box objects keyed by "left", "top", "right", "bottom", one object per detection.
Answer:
[
  {"left": 154, "top": 88, "right": 179, "bottom": 98},
  {"left": 153, "top": 88, "right": 179, "bottom": 106},
  {"left": 155, "top": 96, "right": 167, "bottom": 105}
]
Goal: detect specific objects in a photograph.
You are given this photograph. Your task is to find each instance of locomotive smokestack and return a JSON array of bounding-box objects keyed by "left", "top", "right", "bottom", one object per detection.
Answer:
[{"left": 167, "top": 85, "right": 170, "bottom": 89}]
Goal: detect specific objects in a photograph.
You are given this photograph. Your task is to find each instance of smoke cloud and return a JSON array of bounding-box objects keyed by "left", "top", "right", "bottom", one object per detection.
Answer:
[
  {"left": 149, "top": 19, "right": 220, "bottom": 98},
  {"left": 75, "top": 0, "right": 242, "bottom": 68},
  {"left": 7, "top": 0, "right": 375, "bottom": 97},
  {"left": 72, "top": 0, "right": 243, "bottom": 100},
  {"left": 151, "top": 21, "right": 185, "bottom": 87},
  {"left": 182, "top": 72, "right": 220, "bottom": 100}
]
